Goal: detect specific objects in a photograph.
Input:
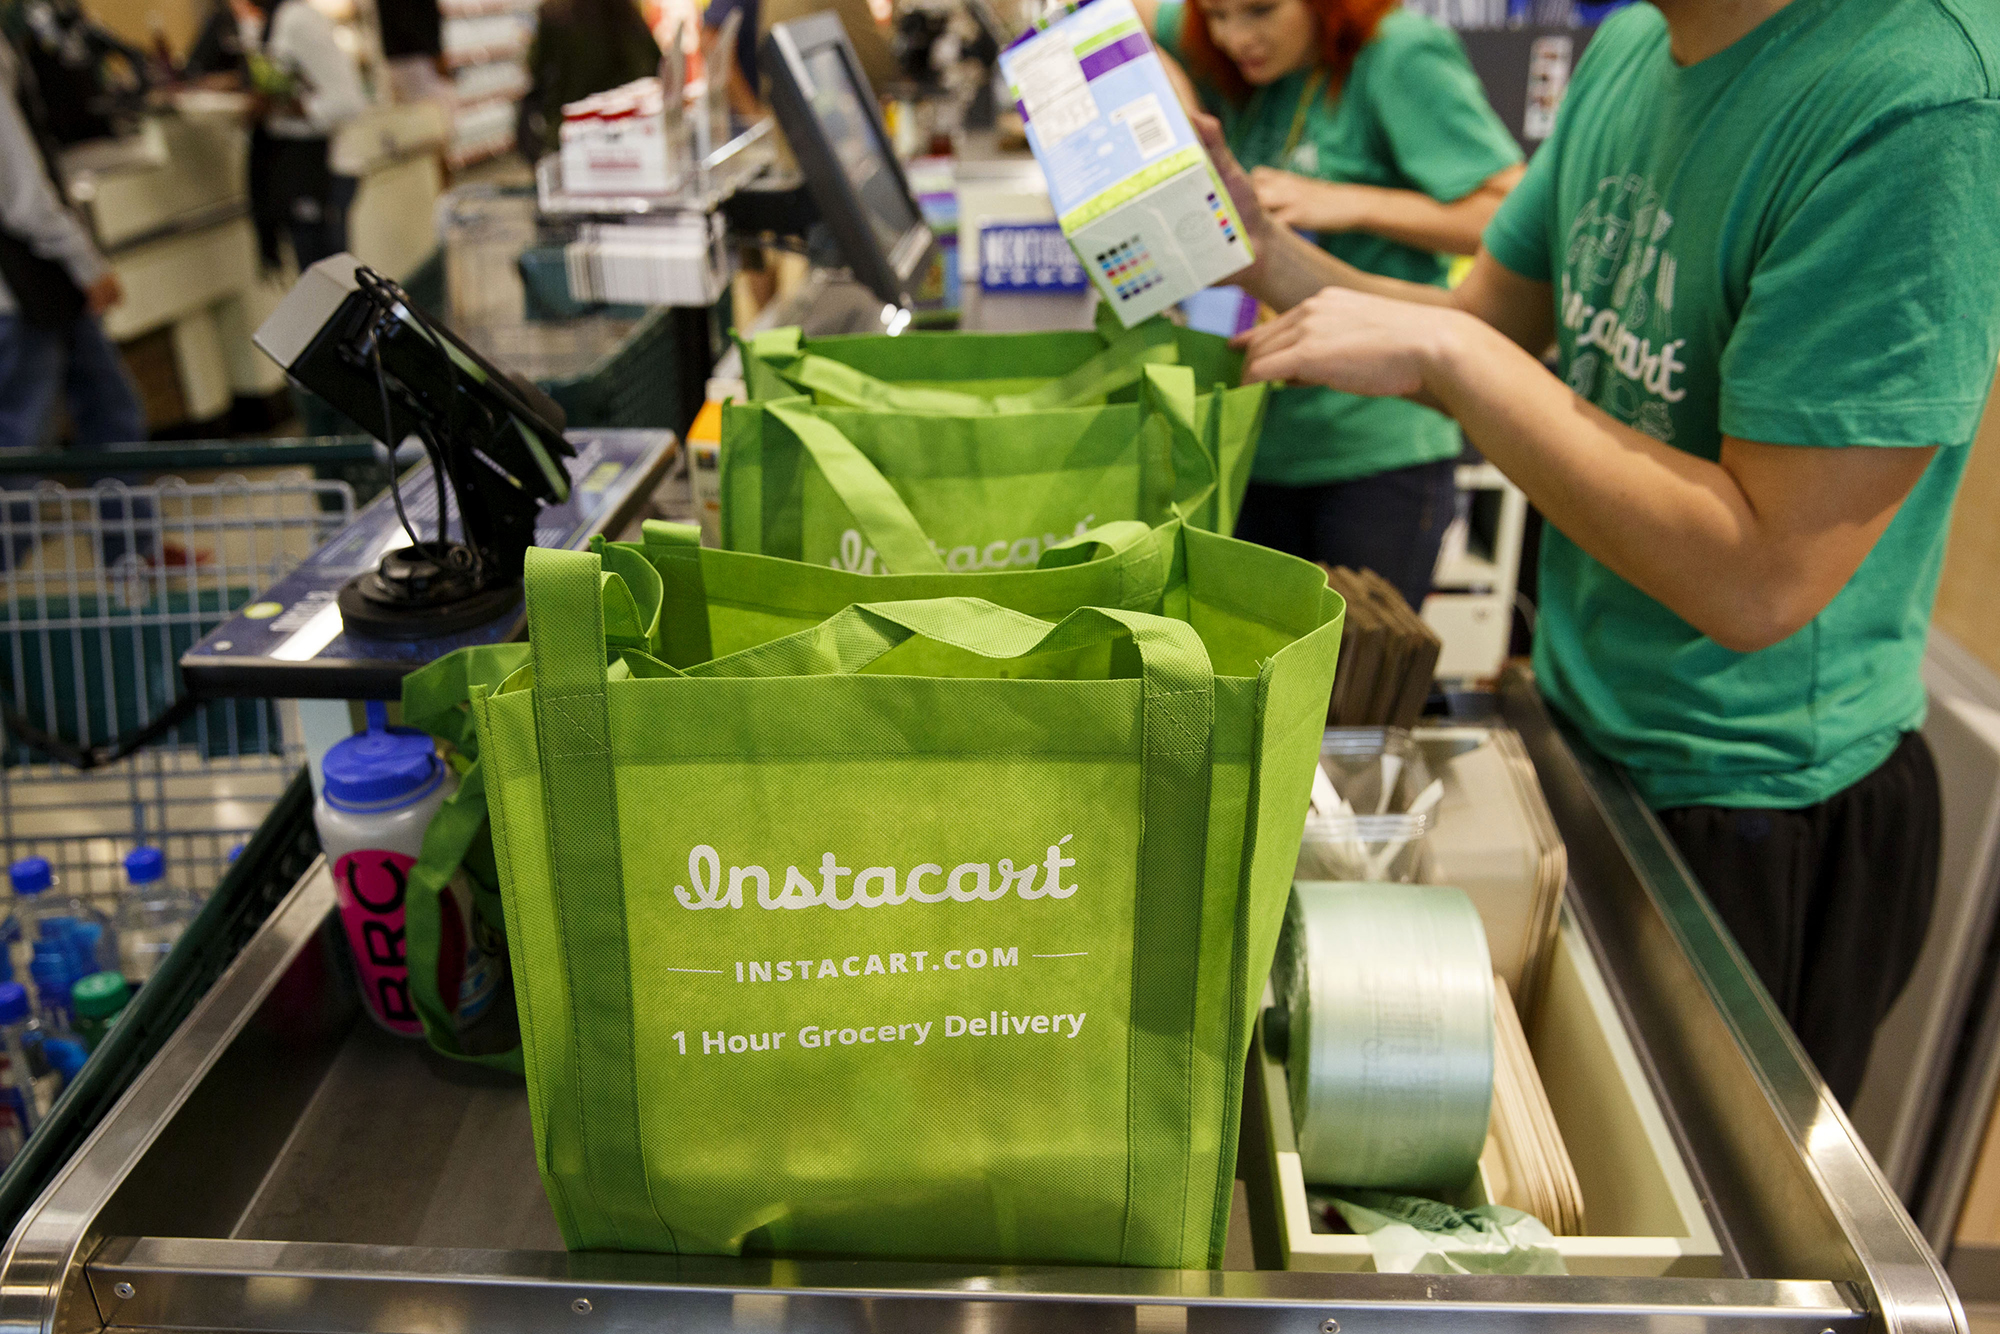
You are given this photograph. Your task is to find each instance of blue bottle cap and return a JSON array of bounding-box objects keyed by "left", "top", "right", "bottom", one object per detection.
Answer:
[
  {"left": 0, "top": 982, "right": 30, "bottom": 1025},
  {"left": 44, "top": 1038, "right": 85, "bottom": 1081},
  {"left": 124, "top": 847, "right": 165, "bottom": 886},
  {"left": 227, "top": 843, "right": 245, "bottom": 864},
  {"left": 322, "top": 718, "right": 443, "bottom": 812},
  {"left": 9, "top": 857, "right": 49, "bottom": 895},
  {"left": 36, "top": 917, "right": 74, "bottom": 943}
]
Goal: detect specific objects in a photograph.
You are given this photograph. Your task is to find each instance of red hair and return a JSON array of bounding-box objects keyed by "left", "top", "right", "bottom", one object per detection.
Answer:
[{"left": 1179, "top": 0, "right": 1394, "bottom": 104}]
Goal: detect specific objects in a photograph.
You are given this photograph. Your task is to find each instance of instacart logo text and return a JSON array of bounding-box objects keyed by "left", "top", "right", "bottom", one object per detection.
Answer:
[{"left": 673, "top": 837, "right": 1078, "bottom": 911}]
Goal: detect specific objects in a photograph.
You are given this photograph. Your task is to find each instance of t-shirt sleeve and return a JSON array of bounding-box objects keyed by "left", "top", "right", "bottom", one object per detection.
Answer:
[
  {"left": 1720, "top": 99, "right": 2000, "bottom": 450},
  {"left": 1369, "top": 19, "right": 1523, "bottom": 203},
  {"left": 1153, "top": 1, "right": 1184, "bottom": 62},
  {"left": 1480, "top": 133, "right": 1555, "bottom": 282}
]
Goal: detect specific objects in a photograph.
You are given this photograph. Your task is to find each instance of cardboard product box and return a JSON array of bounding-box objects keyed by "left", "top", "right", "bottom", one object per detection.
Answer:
[{"left": 998, "top": 0, "right": 1252, "bottom": 326}]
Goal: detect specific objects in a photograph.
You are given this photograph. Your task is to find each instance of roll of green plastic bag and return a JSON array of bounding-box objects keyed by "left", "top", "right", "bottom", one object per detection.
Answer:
[{"left": 1330, "top": 1191, "right": 1566, "bottom": 1276}]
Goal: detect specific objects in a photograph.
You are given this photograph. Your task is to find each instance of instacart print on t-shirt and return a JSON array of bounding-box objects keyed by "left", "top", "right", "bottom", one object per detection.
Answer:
[{"left": 1557, "top": 173, "right": 1687, "bottom": 443}]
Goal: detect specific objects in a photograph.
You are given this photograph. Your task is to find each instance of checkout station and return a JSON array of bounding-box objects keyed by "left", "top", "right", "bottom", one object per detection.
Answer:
[{"left": 0, "top": 5, "right": 1975, "bottom": 1333}]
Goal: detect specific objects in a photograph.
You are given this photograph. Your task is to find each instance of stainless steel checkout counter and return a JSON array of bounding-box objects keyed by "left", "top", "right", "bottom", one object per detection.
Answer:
[{"left": 0, "top": 673, "right": 1959, "bottom": 1334}]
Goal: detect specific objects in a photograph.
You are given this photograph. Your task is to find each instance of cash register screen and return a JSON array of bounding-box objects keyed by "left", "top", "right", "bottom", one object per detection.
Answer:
[
  {"left": 766, "top": 12, "right": 933, "bottom": 304},
  {"left": 804, "top": 47, "right": 921, "bottom": 254}
]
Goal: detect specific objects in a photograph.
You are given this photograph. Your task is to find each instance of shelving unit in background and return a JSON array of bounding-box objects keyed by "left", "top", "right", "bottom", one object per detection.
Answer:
[
  {"left": 439, "top": 0, "right": 539, "bottom": 167},
  {"left": 1422, "top": 461, "right": 1529, "bottom": 682}
]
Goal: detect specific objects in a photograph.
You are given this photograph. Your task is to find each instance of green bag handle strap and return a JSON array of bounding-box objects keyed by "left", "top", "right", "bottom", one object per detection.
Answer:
[
  {"left": 522, "top": 546, "right": 672, "bottom": 1250},
  {"left": 780, "top": 354, "right": 1000, "bottom": 414},
  {"left": 400, "top": 757, "right": 524, "bottom": 1072},
  {"left": 1133, "top": 363, "right": 1222, "bottom": 526},
  {"left": 681, "top": 596, "right": 1197, "bottom": 681},
  {"left": 762, "top": 402, "right": 947, "bottom": 574},
  {"left": 1037, "top": 519, "right": 1173, "bottom": 611},
  {"left": 404, "top": 644, "right": 535, "bottom": 756},
  {"left": 1094, "top": 300, "right": 1127, "bottom": 342},
  {"left": 1035, "top": 519, "right": 1155, "bottom": 568},
  {"left": 990, "top": 320, "right": 1181, "bottom": 412},
  {"left": 590, "top": 534, "right": 664, "bottom": 652},
  {"left": 682, "top": 594, "right": 1217, "bottom": 1261},
  {"left": 637, "top": 520, "right": 714, "bottom": 664}
]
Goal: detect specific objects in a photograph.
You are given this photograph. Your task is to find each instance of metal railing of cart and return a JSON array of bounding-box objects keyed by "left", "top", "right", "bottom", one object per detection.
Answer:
[{"left": 0, "top": 443, "right": 363, "bottom": 916}]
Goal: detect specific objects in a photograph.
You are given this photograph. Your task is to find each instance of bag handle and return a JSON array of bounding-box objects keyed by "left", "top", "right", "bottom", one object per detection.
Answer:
[
  {"left": 520, "top": 546, "right": 671, "bottom": 1250},
  {"left": 1133, "top": 363, "right": 1224, "bottom": 526},
  {"left": 681, "top": 596, "right": 1199, "bottom": 682},
  {"left": 989, "top": 320, "right": 1180, "bottom": 412},
  {"left": 778, "top": 354, "right": 1000, "bottom": 414},
  {"left": 750, "top": 319, "right": 1183, "bottom": 413},
  {"left": 678, "top": 594, "right": 1218, "bottom": 1261},
  {"left": 763, "top": 402, "right": 947, "bottom": 574}
]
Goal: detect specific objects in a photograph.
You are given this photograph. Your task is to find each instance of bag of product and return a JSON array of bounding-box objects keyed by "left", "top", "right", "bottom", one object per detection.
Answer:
[
  {"left": 721, "top": 364, "right": 1266, "bottom": 568},
  {"left": 462, "top": 526, "right": 1341, "bottom": 1264},
  {"left": 737, "top": 308, "right": 1243, "bottom": 411}
]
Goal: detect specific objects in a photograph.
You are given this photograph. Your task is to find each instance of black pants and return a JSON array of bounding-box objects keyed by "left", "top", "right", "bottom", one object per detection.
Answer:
[
  {"left": 1657, "top": 731, "right": 1941, "bottom": 1107},
  {"left": 1232, "top": 457, "right": 1459, "bottom": 609}
]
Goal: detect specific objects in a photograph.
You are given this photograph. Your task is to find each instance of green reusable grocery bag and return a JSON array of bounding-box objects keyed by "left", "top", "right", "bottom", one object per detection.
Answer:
[
  {"left": 737, "top": 310, "right": 1244, "bottom": 411},
  {"left": 472, "top": 534, "right": 1343, "bottom": 1266},
  {"left": 397, "top": 520, "right": 1177, "bottom": 1069},
  {"left": 720, "top": 364, "right": 1267, "bottom": 571}
]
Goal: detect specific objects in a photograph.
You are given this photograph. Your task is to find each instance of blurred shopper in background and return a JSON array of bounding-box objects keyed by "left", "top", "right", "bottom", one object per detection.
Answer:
[
  {"left": 517, "top": 0, "right": 661, "bottom": 161},
  {"left": 228, "top": 0, "right": 367, "bottom": 272},
  {"left": 0, "top": 34, "right": 142, "bottom": 452}
]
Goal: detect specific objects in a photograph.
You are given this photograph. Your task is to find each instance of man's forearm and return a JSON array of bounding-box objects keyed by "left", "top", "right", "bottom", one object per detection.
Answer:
[
  {"left": 1235, "top": 220, "right": 1457, "bottom": 313},
  {"left": 1418, "top": 312, "right": 1913, "bottom": 653}
]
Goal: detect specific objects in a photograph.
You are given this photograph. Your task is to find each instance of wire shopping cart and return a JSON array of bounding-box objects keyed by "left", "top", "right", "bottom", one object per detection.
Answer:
[{"left": 0, "top": 453, "right": 355, "bottom": 915}]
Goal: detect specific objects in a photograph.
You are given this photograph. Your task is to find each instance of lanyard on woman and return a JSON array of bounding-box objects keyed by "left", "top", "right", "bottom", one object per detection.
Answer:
[
  {"left": 1231, "top": 66, "right": 1330, "bottom": 169},
  {"left": 1281, "top": 67, "right": 1329, "bottom": 162}
]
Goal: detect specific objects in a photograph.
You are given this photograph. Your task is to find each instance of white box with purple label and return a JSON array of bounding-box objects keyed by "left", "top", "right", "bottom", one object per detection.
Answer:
[{"left": 999, "top": 0, "right": 1254, "bottom": 326}]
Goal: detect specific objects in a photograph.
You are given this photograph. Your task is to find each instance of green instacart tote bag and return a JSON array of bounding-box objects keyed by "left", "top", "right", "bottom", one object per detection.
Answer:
[
  {"left": 472, "top": 535, "right": 1342, "bottom": 1266},
  {"left": 738, "top": 309, "right": 1244, "bottom": 412},
  {"left": 395, "top": 519, "right": 1219, "bottom": 1069},
  {"left": 720, "top": 365, "right": 1267, "bottom": 570}
]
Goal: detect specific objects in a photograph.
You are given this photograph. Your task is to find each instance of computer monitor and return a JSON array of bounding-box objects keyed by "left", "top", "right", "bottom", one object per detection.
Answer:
[{"left": 764, "top": 11, "right": 936, "bottom": 307}]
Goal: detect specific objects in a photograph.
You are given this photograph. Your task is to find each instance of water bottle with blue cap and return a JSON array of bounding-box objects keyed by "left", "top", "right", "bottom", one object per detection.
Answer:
[
  {"left": 0, "top": 981, "right": 46, "bottom": 1134},
  {"left": 315, "top": 701, "right": 501, "bottom": 1038},
  {"left": 115, "top": 847, "right": 199, "bottom": 983},
  {"left": 10, "top": 857, "right": 116, "bottom": 979}
]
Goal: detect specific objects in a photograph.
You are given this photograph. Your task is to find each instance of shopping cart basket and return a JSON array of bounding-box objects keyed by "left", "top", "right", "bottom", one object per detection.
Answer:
[{"left": 0, "top": 455, "right": 354, "bottom": 911}]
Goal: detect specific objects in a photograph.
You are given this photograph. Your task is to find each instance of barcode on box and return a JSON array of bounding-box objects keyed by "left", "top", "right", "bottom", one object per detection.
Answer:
[{"left": 1114, "top": 94, "right": 1173, "bottom": 160}]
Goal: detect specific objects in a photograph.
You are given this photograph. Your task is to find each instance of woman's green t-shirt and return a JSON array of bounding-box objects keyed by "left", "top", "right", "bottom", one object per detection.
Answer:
[{"left": 1156, "top": 7, "right": 1520, "bottom": 485}]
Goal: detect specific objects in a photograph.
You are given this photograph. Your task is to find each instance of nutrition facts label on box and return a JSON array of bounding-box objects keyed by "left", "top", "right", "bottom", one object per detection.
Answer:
[{"left": 1000, "top": 0, "right": 1251, "bottom": 325}]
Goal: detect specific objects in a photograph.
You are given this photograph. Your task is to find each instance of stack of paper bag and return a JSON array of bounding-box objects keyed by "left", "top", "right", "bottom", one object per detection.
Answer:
[{"left": 1482, "top": 977, "right": 1586, "bottom": 1236}]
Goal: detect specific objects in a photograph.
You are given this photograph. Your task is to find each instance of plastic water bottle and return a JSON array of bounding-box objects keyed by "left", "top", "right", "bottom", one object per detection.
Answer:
[
  {"left": 29, "top": 935, "right": 74, "bottom": 1028},
  {"left": 10, "top": 858, "right": 115, "bottom": 976},
  {"left": 71, "top": 972, "right": 129, "bottom": 1052},
  {"left": 7, "top": 859, "right": 51, "bottom": 977},
  {"left": 315, "top": 702, "right": 502, "bottom": 1038},
  {"left": 115, "top": 848, "right": 199, "bottom": 983},
  {"left": 0, "top": 982, "right": 45, "bottom": 1133}
]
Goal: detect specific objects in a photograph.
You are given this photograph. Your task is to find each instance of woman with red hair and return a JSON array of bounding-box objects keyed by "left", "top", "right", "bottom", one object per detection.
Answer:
[{"left": 1135, "top": 0, "right": 1521, "bottom": 607}]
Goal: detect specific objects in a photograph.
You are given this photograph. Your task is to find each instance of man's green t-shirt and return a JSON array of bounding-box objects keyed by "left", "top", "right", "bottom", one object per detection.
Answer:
[
  {"left": 1483, "top": 0, "right": 2000, "bottom": 809},
  {"left": 1157, "top": 7, "right": 1520, "bottom": 485}
]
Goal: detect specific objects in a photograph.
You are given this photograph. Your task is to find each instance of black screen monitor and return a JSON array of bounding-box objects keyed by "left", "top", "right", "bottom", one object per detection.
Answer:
[{"left": 764, "top": 11, "right": 935, "bottom": 307}]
